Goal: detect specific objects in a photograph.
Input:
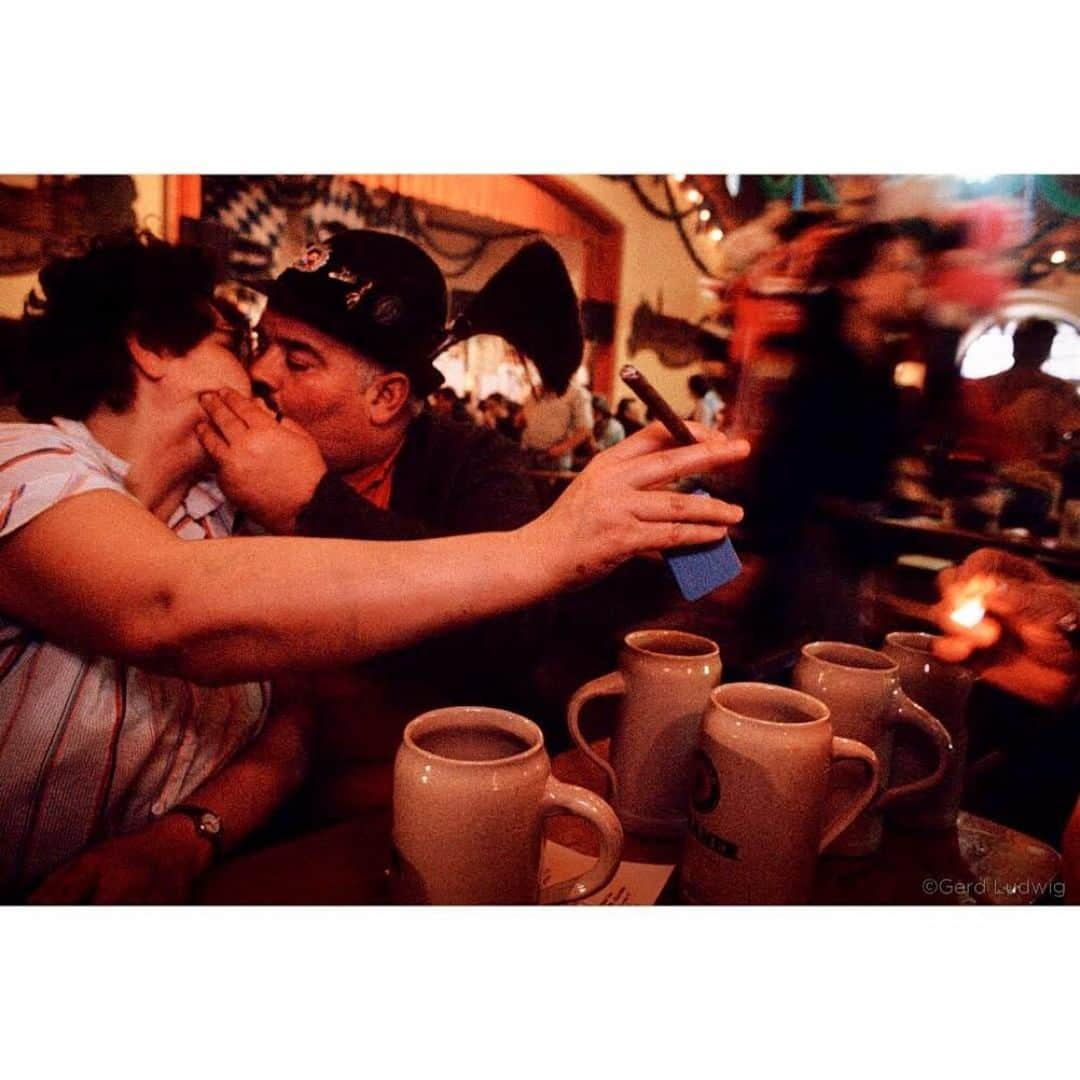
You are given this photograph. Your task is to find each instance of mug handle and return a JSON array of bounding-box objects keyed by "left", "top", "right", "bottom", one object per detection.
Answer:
[
  {"left": 566, "top": 672, "right": 625, "bottom": 798},
  {"left": 877, "top": 690, "right": 953, "bottom": 808},
  {"left": 538, "top": 777, "right": 624, "bottom": 904},
  {"left": 819, "top": 737, "right": 881, "bottom": 851}
]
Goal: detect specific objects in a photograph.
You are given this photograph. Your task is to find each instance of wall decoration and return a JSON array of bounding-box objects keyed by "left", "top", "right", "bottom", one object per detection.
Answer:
[
  {"left": 195, "top": 176, "right": 537, "bottom": 287},
  {"left": 627, "top": 299, "right": 728, "bottom": 369},
  {"left": 0, "top": 175, "right": 137, "bottom": 276}
]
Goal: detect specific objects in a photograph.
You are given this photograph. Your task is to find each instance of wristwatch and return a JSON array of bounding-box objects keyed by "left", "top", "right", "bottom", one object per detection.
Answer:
[{"left": 169, "top": 804, "right": 224, "bottom": 861}]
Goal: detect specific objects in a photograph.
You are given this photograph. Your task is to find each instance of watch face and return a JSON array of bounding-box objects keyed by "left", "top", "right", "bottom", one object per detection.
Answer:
[{"left": 199, "top": 813, "right": 222, "bottom": 836}]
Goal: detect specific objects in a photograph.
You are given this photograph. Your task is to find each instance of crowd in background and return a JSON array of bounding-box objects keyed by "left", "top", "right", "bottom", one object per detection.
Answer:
[{"left": 425, "top": 372, "right": 728, "bottom": 472}]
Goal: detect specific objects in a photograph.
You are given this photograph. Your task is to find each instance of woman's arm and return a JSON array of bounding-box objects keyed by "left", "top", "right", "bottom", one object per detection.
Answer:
[
  {"left": 28, "top": 679, "right": 315, "bottom": 903},
  {"left": 0, "top": 421, "right": 749, "bottom": 684}
]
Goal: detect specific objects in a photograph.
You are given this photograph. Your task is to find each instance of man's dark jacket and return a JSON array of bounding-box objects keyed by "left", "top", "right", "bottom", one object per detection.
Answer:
[{"left": 295, "top": 411, "right": 551, "bottom": 706}]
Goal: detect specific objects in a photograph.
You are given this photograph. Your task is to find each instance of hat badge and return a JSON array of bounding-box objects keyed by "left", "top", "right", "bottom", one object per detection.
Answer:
[
  {"left": 344, "top": 281, "right": 375, "bottom": 311},
  {"left": 294, "top": 245, "right": 330, "bottom": 273},
  {"left": 328, "top": 267, "right": 359, "bottom": 285},
  {"left": 372, "top": 294, "right": 405, "bottom": 325}
]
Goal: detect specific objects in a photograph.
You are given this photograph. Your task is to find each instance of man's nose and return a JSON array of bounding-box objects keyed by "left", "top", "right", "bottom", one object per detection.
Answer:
[{"left": 249, "top": 342, "right": 284, "bottom": 388}]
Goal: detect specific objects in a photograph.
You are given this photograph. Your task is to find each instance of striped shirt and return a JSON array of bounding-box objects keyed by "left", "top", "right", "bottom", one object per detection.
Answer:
[{"left": 0, "top": 419, "right": 270, "bottom": 896}]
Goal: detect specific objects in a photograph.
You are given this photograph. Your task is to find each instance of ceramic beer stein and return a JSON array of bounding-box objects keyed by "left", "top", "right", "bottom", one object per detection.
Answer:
[
  {"left": 883, "top": 632, "right": 973, "bottom": 831},
  {"left": 392, "top": 706, "right": 623, "bottom": 904},
  {"left": 793, "top": 641, "right": 953, "bottom": 856},
  {"left": 566, "top": 629, "right": 721, "bottom": 837},
  {"left": 679, "top": 683, "right": 880, "bottom": 904}
]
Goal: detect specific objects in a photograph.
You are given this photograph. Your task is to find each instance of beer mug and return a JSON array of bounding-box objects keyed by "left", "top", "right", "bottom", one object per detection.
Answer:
[
  {"left": 392, "top": 706, "right": 623, "bottom": 904},
  {"left": 567, "top": 629, "right": 720, "bottom": 836},
  {"left": 680, "top": 683, "right": 880, "bottom": 904},
  {"left": 883, "top": 632, "right": 972, "bottom": 830},
  {"left": 793, "top": 641, "right": 952, "bottom": 855}
]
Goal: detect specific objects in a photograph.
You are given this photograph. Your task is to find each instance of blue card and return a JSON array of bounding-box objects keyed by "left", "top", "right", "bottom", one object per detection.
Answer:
[{"left": 663, "top": 490, "right": 742, "bottom": 601}]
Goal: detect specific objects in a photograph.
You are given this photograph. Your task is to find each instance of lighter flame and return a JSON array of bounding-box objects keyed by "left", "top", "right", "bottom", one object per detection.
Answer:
[{"left": 950, "top": 598, "right": 986, "bottom": 628}]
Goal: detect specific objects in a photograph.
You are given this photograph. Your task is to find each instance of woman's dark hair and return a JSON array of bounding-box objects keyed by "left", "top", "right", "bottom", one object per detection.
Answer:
[
  {"left": 9, "top": 231, "right": 225, "bottom": 421},
  {"left": 0, "top": 318, "right": 24, "bottom": 402}
]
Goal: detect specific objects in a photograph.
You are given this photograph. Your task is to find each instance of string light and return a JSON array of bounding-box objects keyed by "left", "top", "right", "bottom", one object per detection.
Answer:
[
  {"left": 1051, "top": 249, "right": 1068, "bottom": 264},
  {"left": 686, "top": 188, "right": 703, "bottom": 206},
  {"left": 709, "top": 226, "right": 724, "bottom": 242},
  {"left": 671, "top": 174, "right": 686, "bottom": 184},
  {"left": 698, "top": 208, "right": 711, "bottom": 222}
]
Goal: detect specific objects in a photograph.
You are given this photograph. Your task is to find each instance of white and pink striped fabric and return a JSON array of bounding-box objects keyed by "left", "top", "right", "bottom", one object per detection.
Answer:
[{"left": 0, "top": 419, "right": 270, "bottom": 896}]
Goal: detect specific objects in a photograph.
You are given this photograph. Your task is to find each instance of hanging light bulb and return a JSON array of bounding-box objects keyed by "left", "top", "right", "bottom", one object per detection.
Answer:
[
  {"left": 1051, "top": 249, "right": 1068, "bottom": 265},
  {"left": 686, "top": 188, "right": 703, "bottom": 205},
  {"left": 698, "top": 208, "right": 711, "bottom": 222},
  {"left": 671, "top": 174, "right": 687, "bottom": 184},
  {"left": 709, "top": 226, "right": 724, "bottom": 242}
]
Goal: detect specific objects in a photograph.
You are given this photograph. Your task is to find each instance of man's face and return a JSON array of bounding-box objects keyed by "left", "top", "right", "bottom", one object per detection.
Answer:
[
  {"left": 250, "top": 309, "right": 383, "bottom": 470},
  {"left": 849, "top": 237, "right": 927, "bottom": 325}
]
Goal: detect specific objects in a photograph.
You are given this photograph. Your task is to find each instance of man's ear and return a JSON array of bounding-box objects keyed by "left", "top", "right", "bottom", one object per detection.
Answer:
[
  {"left": 126, "top": 332, "right": 168, "bottom": 381},
  {"left": 368, "top": 372, "right": 413, "bottom": 424}
]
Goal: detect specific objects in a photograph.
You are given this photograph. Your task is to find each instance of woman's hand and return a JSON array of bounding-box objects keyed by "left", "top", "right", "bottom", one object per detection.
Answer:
[
  {"left": 933, "top": 548, "right": 1080, "bottom": 707},
  {"left": 27, "top": 815, "right": 214, "bottom": 905},
  {"left": 524, "top": 421, "right": 750, "bottom": 588}
]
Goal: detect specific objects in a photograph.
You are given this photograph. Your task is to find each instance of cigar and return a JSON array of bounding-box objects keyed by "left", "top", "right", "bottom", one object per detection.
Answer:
[
  {"left": 618, "top": 364, "right": 742, "bottom": 602},
  {"left": 620, "top": 364, "right": 697, "bottom": 446}
]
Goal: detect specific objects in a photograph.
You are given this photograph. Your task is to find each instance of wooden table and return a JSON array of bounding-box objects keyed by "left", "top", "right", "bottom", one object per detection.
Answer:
[
  {"left": 196, "top": 810, "right": 394, "bottom": 905},
  {"left": 196, "top": 739, "right": 1063, "bottom": 905}
]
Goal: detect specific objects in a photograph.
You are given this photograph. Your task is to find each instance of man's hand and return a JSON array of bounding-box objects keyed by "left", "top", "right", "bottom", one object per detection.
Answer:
[
  {"left": 523, "top": 420, "right": 749, "bottom": 588},
  {"left": 932, "top": 548, "right": 1080, "bottom": 708},
  {"left": 27, "top": 815, "right": 214, "bottom": 904},
  {"left": 196, "top": 388, "right": 328, "bottom": 534}
]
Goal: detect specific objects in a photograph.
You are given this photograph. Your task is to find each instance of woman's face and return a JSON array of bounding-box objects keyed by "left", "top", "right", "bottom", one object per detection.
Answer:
[
  {"left": 168, "top": 310, "right": 253, "bottom": 403},
  {"left": 848, "top": 237, "right": 926, "bottom": 324}
]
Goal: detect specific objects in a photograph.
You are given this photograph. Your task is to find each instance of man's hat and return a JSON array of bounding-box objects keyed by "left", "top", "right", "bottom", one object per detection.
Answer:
[
  {"left": 266, "top": 229, "right": 583, "bottom": 397},
  {"left": 266, "top": 230, "right": 449, "bottom": 396}
]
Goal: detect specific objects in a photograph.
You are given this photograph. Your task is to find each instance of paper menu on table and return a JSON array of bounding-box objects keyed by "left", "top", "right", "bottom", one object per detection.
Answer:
[{"left": 540, "top": 840, "right": 674, "bottom": 906}]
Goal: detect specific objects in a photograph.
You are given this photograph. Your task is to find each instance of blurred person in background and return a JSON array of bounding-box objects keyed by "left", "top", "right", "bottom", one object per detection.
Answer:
[
  {"left": 480, "top": 392, "right": 521, "bottom": 443},
  {"left": 687, "top": 373, "right": 725, "bottom": 430},
  {"left": 744, "top": 220, "right": 930, "bottom": 639},
  {"left": 428, "top": 385, "right": 471, "bottom": 423},
  {"left": 591, "top": 393, "right": 625, "bottom": 451},
  {"left": 615, "top": 395, "right": 645, "bottom": 436},
  {"left": 953, "top": 318, "right": 1080, "bottom": 467},
  {"left": 521, "top": 377, "right": 594, "bottom": 470}
]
